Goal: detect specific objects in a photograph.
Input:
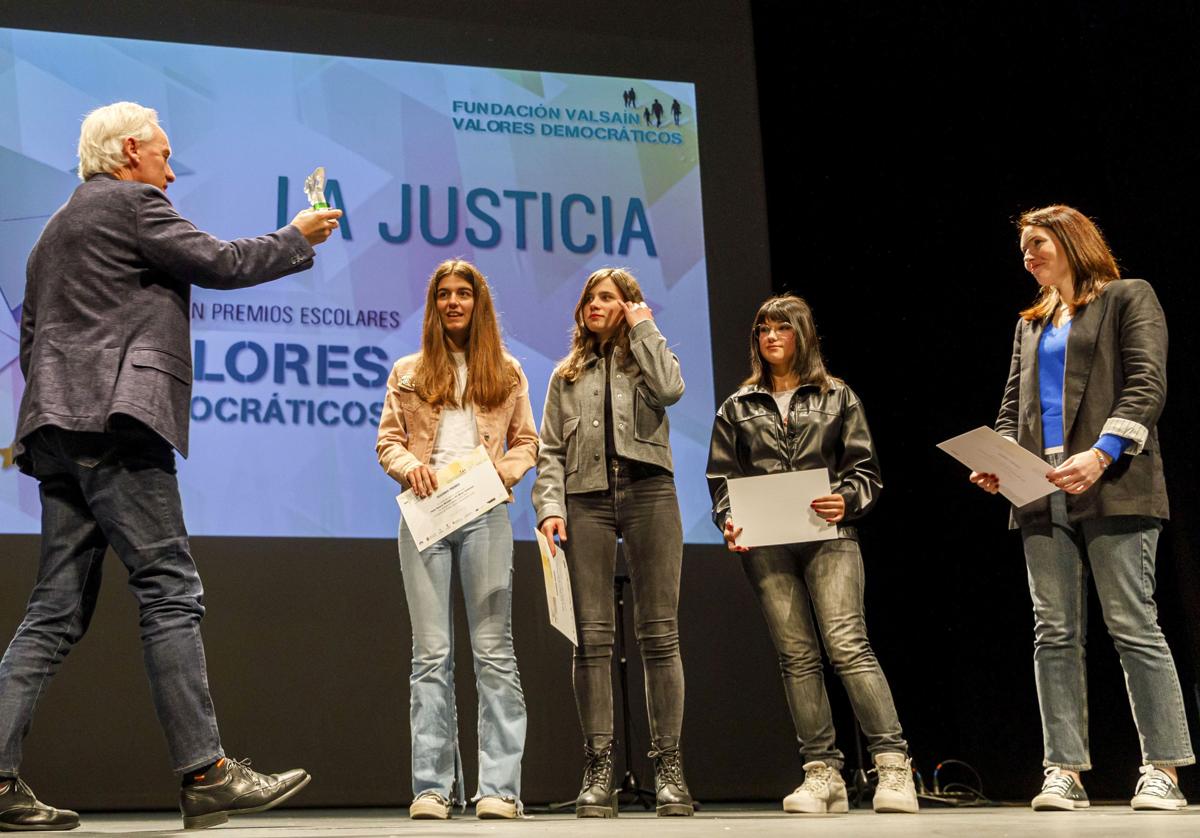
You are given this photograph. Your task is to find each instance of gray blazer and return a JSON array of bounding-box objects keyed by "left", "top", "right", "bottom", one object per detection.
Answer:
[
  {"left": 15, "top": 174, "right": 314, "bottom": 470},
  {"left": 532, "top": 319, "right": 684, "bottom": 524},
  {"left": 994, "top": 278, "right": 1169, "bottom": 527}
]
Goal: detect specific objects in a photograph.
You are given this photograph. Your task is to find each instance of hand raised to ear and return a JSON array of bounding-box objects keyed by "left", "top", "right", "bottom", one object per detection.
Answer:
[{"left": 622, "top": 300, "right": 654, "bottom": 328}]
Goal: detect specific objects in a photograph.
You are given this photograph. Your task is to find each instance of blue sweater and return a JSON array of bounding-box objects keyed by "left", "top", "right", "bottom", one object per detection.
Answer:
[{"left": 1038, "top": 319, "right": 1127, "bottom": 461}]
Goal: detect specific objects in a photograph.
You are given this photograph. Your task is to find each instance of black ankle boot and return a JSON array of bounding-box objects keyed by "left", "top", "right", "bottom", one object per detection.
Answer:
[
  {"left": 575, "top": 739, "right": 616, "bottom": 818},
  {"left": 649, "top": 740, "right": 693, "bottom": 817}
]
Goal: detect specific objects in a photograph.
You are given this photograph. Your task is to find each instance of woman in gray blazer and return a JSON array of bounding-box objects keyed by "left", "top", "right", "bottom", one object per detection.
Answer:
[
  {"left": 533, "top": 268, "right": 692, "bottom": 818},
  {"left": 971, "top": 205, "right": 1193, "bottom": 812}
]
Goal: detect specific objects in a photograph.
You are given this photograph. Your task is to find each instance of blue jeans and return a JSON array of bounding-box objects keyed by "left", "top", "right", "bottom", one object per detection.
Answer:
[
  {"left": 399, "top": 504, "right": 525, "bottom": 803},
  {"left": 742, "top": 538, "right": 907, "bottom": 769},
  {"left": 1022, "top": 488, "right": 1194, "bottom": 769},
  {"left": 0, "top": 421, "right": 224, "bottom": 775}
]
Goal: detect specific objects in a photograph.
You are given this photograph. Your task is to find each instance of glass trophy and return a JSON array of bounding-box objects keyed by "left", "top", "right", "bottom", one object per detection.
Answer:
[{"left": 303, "top": 166, "right": 329, "bottom": 210}]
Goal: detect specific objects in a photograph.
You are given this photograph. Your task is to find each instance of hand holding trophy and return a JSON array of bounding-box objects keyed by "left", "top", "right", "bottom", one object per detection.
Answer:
[{"left": 290, "top": 167, "right": 342, "bottom": 245}]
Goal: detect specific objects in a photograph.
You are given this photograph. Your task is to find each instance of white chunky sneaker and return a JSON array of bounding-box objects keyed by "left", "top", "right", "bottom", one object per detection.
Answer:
[
  {"left": 476, "top": 795, "right": 521, "bottom": 819},
  {"left": 783, "top": 761, "right": 848, "bottom": 814},
  {"left": 409, "top": 791, "right": 451, "bottom": 819},
  {"left": 872, "top": 752, "right": 919, "bottom": 813},
  {"left": 1031, "top": 767, "right": 1090, "bottom": 811},
  {"left": 1131, "top": 765, "right": 1187, "bottom": 811}
]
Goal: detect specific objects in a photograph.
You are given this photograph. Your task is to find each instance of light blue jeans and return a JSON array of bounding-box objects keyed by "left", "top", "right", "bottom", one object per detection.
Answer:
[
  {"left": 1021, "top": 488, "right": 1194, "bottom": 770},
  {"left": 399, "top": 504, "right": 526, "bottom": 804}
]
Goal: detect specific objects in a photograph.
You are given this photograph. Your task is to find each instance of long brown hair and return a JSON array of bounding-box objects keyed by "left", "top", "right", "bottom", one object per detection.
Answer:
[
  {"left": 413, "top": 259, "right": 516, "bottom": 408},
  {"left": 744, "top": 294, "right": 835, "bottom": 393},
  {"left": 1018, "top": 205, "right": 1121, "bottom": 322},
  {"left": 555, "top": 267, "right": 646, "bottom": 382}
]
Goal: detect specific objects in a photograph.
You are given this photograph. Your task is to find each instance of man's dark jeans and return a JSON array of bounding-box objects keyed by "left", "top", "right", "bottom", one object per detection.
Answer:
[
  {"left": 565, "top": 461, "right": 685, "bottom": 748},
  {"left": 0, "top": 420, "right": 224, "bottom": 775}
]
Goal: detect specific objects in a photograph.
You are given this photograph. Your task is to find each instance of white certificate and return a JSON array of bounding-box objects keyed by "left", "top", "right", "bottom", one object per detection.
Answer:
[
  {"left": 396, "top": 446, "right": 507, "bottom": 551},
  {"left": 535, "top": 529, "right": 578, "bottom": 646},
  {"left": 936, "top": 426, "right": 1056, "bottom": 508},
  {"left": 727, "top": 468, "right": 839, "bottom": 548}
]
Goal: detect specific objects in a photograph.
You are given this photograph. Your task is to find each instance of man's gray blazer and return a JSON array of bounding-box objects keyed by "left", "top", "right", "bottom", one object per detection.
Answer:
[{"left": 15, "top": 173, "right": 315, "bottom": 471}]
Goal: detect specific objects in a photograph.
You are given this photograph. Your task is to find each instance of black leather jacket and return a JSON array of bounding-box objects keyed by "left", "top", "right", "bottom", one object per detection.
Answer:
[{"left": 706, "top": 380, "right": 882, "bottom": 540}]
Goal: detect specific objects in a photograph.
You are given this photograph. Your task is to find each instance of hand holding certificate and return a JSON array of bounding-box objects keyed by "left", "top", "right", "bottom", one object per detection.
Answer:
[
  {"left": 727, "top": 468, "right": 839, "bottom": 548},
  {"left": 936, "top": 426, "right": 1056, "bottom": 507},
  {"left": 396, "top": 446, "right": 507, "bottom": 551},
  {"left": 535, "top": 529, "right": 578, "bottom": 645}
]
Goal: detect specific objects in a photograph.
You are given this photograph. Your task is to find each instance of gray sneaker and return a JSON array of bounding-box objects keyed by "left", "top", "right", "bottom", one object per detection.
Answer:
[
  {"left": 1031, "top": 767, "right": 1090, "bottom": 811},
  {"left": 1131, "top": 766, "right": 1187, "bottom": 811}
]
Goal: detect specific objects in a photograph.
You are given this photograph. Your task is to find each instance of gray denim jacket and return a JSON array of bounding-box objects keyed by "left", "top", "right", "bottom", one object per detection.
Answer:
[{"left": 533, "top": 319, "right": 684, "bottom": 524}]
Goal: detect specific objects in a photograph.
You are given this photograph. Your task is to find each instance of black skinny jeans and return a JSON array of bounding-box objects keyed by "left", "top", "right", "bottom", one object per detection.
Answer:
[{"left": 565, "top": 461, "right": 684, "bottom": 748}]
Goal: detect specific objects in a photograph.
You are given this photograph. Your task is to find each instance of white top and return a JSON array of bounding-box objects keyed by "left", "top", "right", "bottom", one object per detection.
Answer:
[
  {"left": 429, "top": 352, "right": 479, "bottom": 470},
  {"left": 772, "top": 387, "right": 798, "bottom": 427}
]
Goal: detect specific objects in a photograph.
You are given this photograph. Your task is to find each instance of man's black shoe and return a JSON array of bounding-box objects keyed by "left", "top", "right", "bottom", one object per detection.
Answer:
[
  {"left": 178, "top": 758, "right": 310, "bottom": 830},
  {"left": 0, "top": 778, "right": 79, "bottom": 832}
]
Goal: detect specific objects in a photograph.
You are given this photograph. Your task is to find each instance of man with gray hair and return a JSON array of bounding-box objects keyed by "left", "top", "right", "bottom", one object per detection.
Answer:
[{"left": 0, "top": 101, "right": 342, "bottom": 831}]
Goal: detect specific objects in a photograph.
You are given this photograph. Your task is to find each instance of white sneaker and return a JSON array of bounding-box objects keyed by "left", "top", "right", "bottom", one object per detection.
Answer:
[
  {"left": 872, "top": 753, "right": 919, "bottom": 813},
  {"left": 410, "top": 791, "right": 451, "bottom": 819},
  {"left": 476, "top": 796, "right": 521, "bottom": 819},
  {"left": 1131, "top": 765, "right": 1187, "bottom": 811},
  {"left": 783, "top": 761, "right": 848, "bottom": 814},
  {"left": 1031, "top": 767, "right": 1089, "bottom": 811}
]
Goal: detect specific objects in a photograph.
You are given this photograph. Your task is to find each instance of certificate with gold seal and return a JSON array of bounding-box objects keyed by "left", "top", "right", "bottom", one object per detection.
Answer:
[{"left": 396, "top": 446, "right": 507, "bottom": 551}]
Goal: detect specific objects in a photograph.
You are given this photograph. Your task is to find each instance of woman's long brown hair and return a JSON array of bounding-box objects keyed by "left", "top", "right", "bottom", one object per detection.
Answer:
[
  {"left": 413, "top": 259, "right": 516, "bottom": 408},
  {"left": 1018, "top": 205, "right": 1120, "bottom": 322},
  {"left": 555, "top": 267, "right": 646, "bottom": 382}
]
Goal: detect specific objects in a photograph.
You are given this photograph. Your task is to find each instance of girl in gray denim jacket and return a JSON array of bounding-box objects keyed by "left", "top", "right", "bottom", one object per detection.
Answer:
[{"left": 532, "top": 268, "right": 693, "bottom": 818}]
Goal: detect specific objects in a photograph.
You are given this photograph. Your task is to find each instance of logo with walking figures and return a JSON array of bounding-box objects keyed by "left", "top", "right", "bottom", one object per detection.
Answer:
[
  {"left": 621, "top": 86, "right": 685, "bottom": 129},
  {"left": 450, "top": 83, "right": 690, "bottom": 147}
]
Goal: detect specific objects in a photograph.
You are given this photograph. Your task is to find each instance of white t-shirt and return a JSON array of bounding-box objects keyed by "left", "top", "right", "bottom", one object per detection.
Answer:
[
  {"left": 429, "top": 352, "right": 480, "bottom": 470},
  {"left": 772, "top": 387, "right": 798, "bottom": 427}
]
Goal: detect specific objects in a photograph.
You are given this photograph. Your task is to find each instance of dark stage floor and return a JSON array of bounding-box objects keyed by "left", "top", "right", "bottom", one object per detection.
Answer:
[{"left": 56, "top": 805, "right": 1200, "bottom": 836}]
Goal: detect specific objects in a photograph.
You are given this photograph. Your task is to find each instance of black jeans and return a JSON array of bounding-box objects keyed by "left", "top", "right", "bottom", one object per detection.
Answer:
[
  {"left": 565, "top": 461, "right": 684, "bottom": 747},
  {"left": 0, "top": 420, "right": 224, "bottom": 775}
]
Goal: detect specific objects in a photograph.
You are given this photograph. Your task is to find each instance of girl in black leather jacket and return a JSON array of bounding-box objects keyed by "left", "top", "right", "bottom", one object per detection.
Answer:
[{"left": 705, "top": 294, "right": 918, "bottom": 816}]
